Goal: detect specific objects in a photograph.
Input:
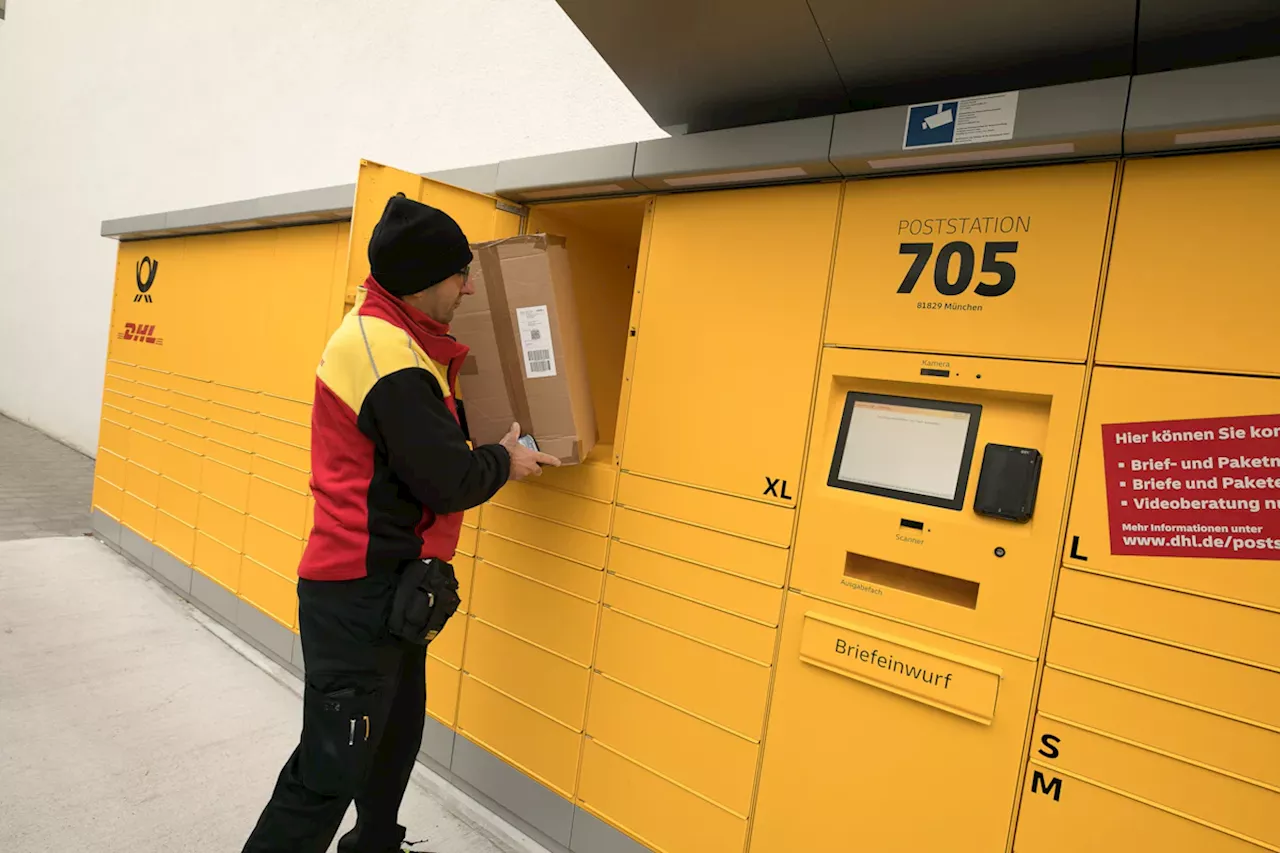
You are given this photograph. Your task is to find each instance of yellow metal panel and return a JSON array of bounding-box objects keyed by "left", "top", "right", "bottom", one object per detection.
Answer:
[
  {"left": 476, "top": 532, "right": 604, "bottom": 602},
  {"left": 490, "top": 480, "right": 612, "bottom": 535},
  {"left": 95, "top": 448, "right": 127, "bottom": 489},
  {"left": 165, "top": 424, "right": 205, "bottom": 460},
  {"left": 607, "top": 542, "right": 782, "bottom": 625},
  {"left": 462, "top": 507, "right": 482, "bottom": 528},
  {"left": 595, "top": 607, "right": 770, "bottom": 739},
  {"left": 156, "top": 441, "right": 202, "bottom": 491},
  {"left": 1014, "top": 761, "right": 1265, "bottom": 853},
  {"left": 1046, "top": 618, "right": 1280, "bottom": 731},
  {"left": 248, "top": 476, "right": 310, "bottom": 539},
  {"left": 1055, "top": 569, "right": 1280, "bottom": 672},
  {"left": 256, "top": 394, "right": 311, "bottom": 425},
  {"left": 462, "top": 617, "right": 590, "bottom": 730},
  {"left": 131, "top": 396, "right": 169, "bottom": 427},
  {"left": 255, "top": 413, "right": 309, "bottom": 450},
  {"left": 622, "top": 184, "right": 841, "bottom": 501},
  {"left": 1098, "top": 150, "right": 1280, "bottom": 375},
  {"left": 197, "top": 495, "right": 247, "bottom": 552},
  {"left": 612, "top": 507, "right": 788, "bottom": 587},
  {"left": 828, "top": 162, "right": 1115, "bottom": 361},
  {"left": 257, "top": 223, "right": 346, "bottom": 400},
  {"left": 240, "top": 557, "right": 297, "bottom": 629},
  {"left": 616, "top": 473, "right": 794, "bottom": 547},
  {"left": 481, "top": 504, "right": 608, "bottom": 568},
  {"left": 457, "top": 677, "right": 582, "bottom": 798},
  {"left": 129, "top": 429, "right": 165, "bottom": 475},
  {"left": 427, "top": 657, "right": 461, "bottom": 728},
  {"left": 792, "top": 347, "right": 1086, "bottom": 656},
  {"left": 578, "top": 740, "right": 747, "bottom": 853},
  {"left": 202, "top": 437, "right": 254, "bottom": 475},
  {"left": 468, "top": 561, "right": 598, "bottom": 665},
  {"left": 604, "top": 574, "right": 776, "bottom": 665},
  {"left": 103, "top": 373, "right": 135, "bottom": 396},
  {"left": 92, "top": 477, "right": 123, "bottom": 520},
  {"left": 124, "top": 460, "right": 161, "bottom": 507},
  {"left": 586, "top": 674, "right": 759, "bottom": 817},
  {"left": 165, "top": 407, "right": 208, "bottom": 441},
  {"left": 534, "top": 454, "right": 618, "bottom": 501},
  {"left": 193, "top": 531, "right": 242, "bottom": 592},
  {"left": 157, "top": 475, "right": 200, "bottom": 527},
  {"left": 453, "top": 553, "right": 476, "bottom": 612},
  {"left": 427, "top": 610, "right": 467, "bottom": 668},
  {"left": 250, "top": 454, "right": 310, "bottom": 495},
  {"left": 1038, "top": 667, "right": 1280, "bottom": 790},
  {"left": 201, "top": 457, "right": 250, "bottom": 513},
  {"left": 1063, "top": 367, "right": 1280, "bottom": 610},
  {"left": 456, "top": 521, "right": 479, "bottom": 557},
  {"left": 203, "top": 415, "right": 256, "bottom": 450},
  {"left": 751, "top": 594, "right": 1036, "bottom": 853},
  {"left": 1027, "top": 714, "right": 1279, "bottom": 848},
  {"left": 252, "top": 433, "right": 309, "bottom": 473},
  {"left": 243, "top": 517, "right": 303, "bottom": 579},
  {"left": 99, "top": 418, "right": 131, "bottom": 458},
  {"left": 154, "top": 510, "right": 196, "bottom": 564}
]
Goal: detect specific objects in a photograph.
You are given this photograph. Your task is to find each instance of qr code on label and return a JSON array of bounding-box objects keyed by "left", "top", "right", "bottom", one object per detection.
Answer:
[{"left": 530, "top": 329, "right": 542, "bottom": 341}]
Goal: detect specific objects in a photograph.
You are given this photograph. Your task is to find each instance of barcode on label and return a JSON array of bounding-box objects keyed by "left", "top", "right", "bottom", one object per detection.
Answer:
[
  {"left": 527, "top": 349, "right": 550, "bottom": 362},
  {"left": 528, "top": 360, "right": 552, "bottom": 375}
]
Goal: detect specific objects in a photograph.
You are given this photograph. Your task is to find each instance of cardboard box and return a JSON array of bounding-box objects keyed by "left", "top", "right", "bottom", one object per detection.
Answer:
[{"left": 452, "top": 234, "right": 598, "bottom": 464}]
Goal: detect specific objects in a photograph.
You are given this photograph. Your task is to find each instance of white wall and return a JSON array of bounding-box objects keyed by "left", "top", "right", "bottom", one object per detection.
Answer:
[{"left": 0, "top": 0, "right": 660, "bottom": 454}]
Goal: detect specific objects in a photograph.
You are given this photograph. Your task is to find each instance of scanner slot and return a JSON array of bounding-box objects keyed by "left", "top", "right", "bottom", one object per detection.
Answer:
[{"left": 844, "top": 552, "right": 979, "bottom": 609}]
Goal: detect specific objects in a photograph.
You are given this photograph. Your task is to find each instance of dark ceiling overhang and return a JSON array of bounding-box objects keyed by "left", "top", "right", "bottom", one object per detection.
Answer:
[{"left": 556, "top": 0, "right": 1280, "bottom": 133}]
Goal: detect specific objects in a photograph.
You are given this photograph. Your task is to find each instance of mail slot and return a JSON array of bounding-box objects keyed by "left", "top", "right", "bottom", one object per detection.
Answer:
[{"left": 750, "top": 594, "right": 1034, "bottom": 853}]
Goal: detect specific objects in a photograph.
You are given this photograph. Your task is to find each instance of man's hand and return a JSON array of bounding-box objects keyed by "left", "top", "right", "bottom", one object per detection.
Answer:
[{"left": 499, "top": 423, "right": 561, "bottom": 480}]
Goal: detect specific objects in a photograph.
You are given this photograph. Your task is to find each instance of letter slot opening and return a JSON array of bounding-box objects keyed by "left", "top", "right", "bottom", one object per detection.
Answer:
[{"left": 844, "top": 552, "right": 979, "bottom": 609}]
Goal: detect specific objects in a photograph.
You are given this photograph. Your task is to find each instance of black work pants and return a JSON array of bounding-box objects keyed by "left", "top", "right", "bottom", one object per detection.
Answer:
[{"left": 242, "top": 571, "right": 426, "bottom": 853}]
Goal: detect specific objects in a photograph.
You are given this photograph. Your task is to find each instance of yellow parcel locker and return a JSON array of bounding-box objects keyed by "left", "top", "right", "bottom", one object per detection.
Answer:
[
  {"left": 790, "top": 347, "right": 1086, "bottom": 656},
  {"left": 1062, "top": 366, "right": 1280, "bottom": 610},
  {"left": 826, "top": 161, "right": 1116, "bottom": 362},
  {"left": 621, "top": 183, "right": 841, "bottom": 503},
  {"left": 750, "top": 594, "right": 1039, "bottom": 853},
  {"left": 1097, "top": 149, "right": 1280, "bottom": 376}
]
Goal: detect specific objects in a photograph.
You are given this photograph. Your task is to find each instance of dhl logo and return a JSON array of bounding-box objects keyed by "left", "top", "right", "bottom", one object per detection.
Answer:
[{"left": 117, "top": 323, "right": 163, "bottom": 345}]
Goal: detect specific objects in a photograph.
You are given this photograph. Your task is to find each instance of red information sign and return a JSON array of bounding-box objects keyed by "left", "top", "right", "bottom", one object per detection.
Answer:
[{"left": 1101, "top": 414, "right": 1280, "bottom": 560}]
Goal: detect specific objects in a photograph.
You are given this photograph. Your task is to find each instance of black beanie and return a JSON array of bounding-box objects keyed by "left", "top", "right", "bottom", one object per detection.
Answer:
[{"left": 368, "top": 195, "right": 474, "bottom": 297}]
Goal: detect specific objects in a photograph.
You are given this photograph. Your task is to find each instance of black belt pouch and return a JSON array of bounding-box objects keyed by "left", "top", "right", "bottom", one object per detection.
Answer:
[{"left": 387, "top": 558, "right": 461, "bottom": 645}]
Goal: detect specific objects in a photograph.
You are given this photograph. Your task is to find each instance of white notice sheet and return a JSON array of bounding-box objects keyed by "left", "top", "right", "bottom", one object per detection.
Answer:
[{"left": 837, "top": 400, "right": 972, "bottom": 501}]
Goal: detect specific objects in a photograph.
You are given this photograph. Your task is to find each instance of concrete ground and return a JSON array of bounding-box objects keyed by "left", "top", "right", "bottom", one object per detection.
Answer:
[
  {"left": 0, "top": 417, "right": 543, "bottom": 853},
  {"left": 0, "top": 414, "right": 95, "bottom": 540}
]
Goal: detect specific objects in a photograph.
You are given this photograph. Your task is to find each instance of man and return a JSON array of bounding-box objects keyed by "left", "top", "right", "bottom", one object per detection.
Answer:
[{"left": 242, "top": 196, "right": 559, "bottom": 853}]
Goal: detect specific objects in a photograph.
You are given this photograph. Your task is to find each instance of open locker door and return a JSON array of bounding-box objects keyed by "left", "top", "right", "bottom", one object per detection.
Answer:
[
  {"left": 340, "top": 159, "right": 525, "bottom": 314},
  {"left": 338, "top": 160, "right": 524, "bottom": 732}
]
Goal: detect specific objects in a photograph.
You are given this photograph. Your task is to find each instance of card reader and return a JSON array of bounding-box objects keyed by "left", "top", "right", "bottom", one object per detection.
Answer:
[{"left": 973, "top": 444, "right": 1042, "bottom": 522}]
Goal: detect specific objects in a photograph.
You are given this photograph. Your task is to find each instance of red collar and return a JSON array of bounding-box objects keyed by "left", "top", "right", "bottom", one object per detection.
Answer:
[{"left": 361, "top": 276, "right": 469, "bottom": 372}]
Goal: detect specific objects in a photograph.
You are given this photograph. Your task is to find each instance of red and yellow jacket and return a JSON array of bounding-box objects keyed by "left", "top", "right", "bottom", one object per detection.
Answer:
[{"left": 297, "top": 276, "right": 510, "bottom": 581}]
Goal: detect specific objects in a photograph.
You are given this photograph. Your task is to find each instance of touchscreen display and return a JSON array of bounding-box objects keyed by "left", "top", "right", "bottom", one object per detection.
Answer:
[{"left": 829, "top": 394, "right": 982, "bottom": 509}]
